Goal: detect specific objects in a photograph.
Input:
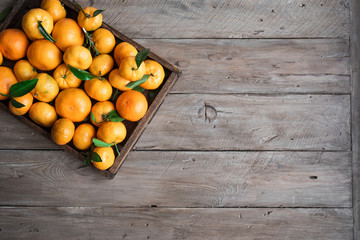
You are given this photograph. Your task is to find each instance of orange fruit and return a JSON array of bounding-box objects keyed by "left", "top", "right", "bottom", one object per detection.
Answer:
[
  {"left": 0, "top": 29, "right": 30, "bottom": 61},
  {"left": 27, "top": 39, "right": 62, "bottom": 71},
  {"left": 22, "top": 8, "right": 54, "bottom": 41},
  {"left": 92, "top": 147, "right": 115, "bottom": 170},
  {"left": 89, "top": 54, "right": 114, "bottom": 77},
  {"left": 84, "top": 78, "right": 113, "bottom": 101},
  {"left": 0, "top": 52, "right": 2, "bottom": 65},
  {"left": 51, "top": 118, "right": 75, "bottom": 145},
  {"left": 9, "top": 93, "right": 34, "bottom": 116},
  {"left": 140, "top": 60, "right": 165, "bottom": 90},
  {"left": 92, "top": 28, "right": 115, "bottom": 54},
  {"left": 55, "top": 88, "right": 92, "bottom": 122},
  {"left": 52, "top": 18, "right": 84, "bottom": 52},
  {"left": 77, "top": 7, "right": 103, "bottom": 32},
  {"left": 41, "top": 0, "right": 66, "bottom": 22},
  {"left": 53, "top": 63, "right": 82, "bottom": 90},
  {"left": 113, "top": 42, "right": 138, "bottom": 67},
  {"left": 31, "top": 73, "right": 59, "bottom": 102},
  {"left": 0, "top": 67, "right": 18, "bottom": 100},
  {"left": 97, "top": 121, "right": 127, "bottom": 144},
  {"left": 63, "top": 45, "right": 92, "bottom": 70},
  {"left": 90, "top": 101, "right": 115, "bottom": 127},
  {"left": 108, "top": 68, "right": 131, "bottom": 91},
  {"left": 29, "top": 102, "right": 58, "bottom": 128},
  {"left": 14, "top": 60, "right": 38, "bottom": 82},
  {"left": 73, "top": 123, "right": 96, "bottom": 150},
  {"left": 116, "top": 90, "right": 148, "bottom": 122},
  {"left": 118, "top": 56, "right": 146, "bottom": 81}
]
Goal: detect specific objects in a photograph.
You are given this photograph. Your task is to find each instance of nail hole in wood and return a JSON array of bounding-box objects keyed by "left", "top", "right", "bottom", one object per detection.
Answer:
[{"left": 309, "top": 176, "right": 318, "bottom": 179}]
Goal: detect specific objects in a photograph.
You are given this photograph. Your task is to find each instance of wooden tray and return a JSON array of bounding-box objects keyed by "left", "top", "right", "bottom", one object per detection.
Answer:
[{"left": 0, "top": 0, "right": 181, "bottom": 179}]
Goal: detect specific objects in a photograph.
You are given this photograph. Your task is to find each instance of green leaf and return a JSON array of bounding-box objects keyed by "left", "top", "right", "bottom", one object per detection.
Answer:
[
  {"left": 68, "top": 65, "right": 95, "bottom": 80},
  {"left": 92, "top": 138, "right": 113, "bottom": 147},
  {"left": 114, "top": 143, "right": 121, "bottom": 156},
  {"left": 9, "top": 78, "right": 38, "bottom": 98},
  {"left": 93, "top": 9, "right": 104, "bottom": 17},
  {"left": 10, "top": 98, "right": 25, "bottom": 108},
  {"left": 0, "top": 92, "right": 9, "bottom": 97},
  {"left": 106, "top": 110, "right": 124, "bottom": 122},
  {"left": 90, "top": 112, "right": 97, "bottom": 123},
  {"left": 74, "top": 1, "right": 89, "bottom": 18},
  {"left": 38, "top": 21, "right": 56, "bottom": 43},
  {"left": 133, "top": 86, "right": 145, "bottom": 93},
  {"left": 135, "top": 48, "right": 150, "bottom": 69},
  {"left": 91, "top": 152, "right": 102, "bottom": 162},
  {"left": 0, "top": 6, "right": 12, "bottom": 23},
  {"left": 125, "top": 75, "right": 150, "bottom": 89},
  {"left": 84, "top": 156, "right": 91, "bottom": 166}
]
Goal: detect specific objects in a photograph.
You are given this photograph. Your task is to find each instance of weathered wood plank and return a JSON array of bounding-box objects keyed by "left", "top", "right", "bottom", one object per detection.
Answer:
[
  {"left": 0, "top": 150, "right": 351, "bottom": 207},
  {"left": 351, "top": 0, "right": 360, "bottom": 238},
  {"left": 136, "top": 94, "right": 351, "bottom": 151},
  {"left": 136, "top": 39, "right": 350, "bottom": 94},
  {"left": 0, "top": 207, "right": 353, "bottom": 240},
  {"left": 0, "top": 94, "right": 350, "bottom": 151},
  {"left": 70, "top": 0, "right": 350, "bottom": 39}
]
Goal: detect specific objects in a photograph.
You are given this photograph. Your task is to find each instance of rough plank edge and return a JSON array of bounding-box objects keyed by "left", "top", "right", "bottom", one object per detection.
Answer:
[
  {"left": 106, "top": 71, "right": 181, "bottom": 179},
  {"left": 351, "top": 0, "right": 360, "bottom": 239}
]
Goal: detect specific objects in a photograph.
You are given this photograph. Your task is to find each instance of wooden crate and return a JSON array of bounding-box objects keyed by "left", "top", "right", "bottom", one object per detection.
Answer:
[{"left": 0, "top": 0, "right": 181, "bottom": 179}]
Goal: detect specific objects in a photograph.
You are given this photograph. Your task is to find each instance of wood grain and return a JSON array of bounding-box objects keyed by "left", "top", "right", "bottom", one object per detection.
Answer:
[
  {"left": 0, "top": 94, "right": 350, "bottom": 151},
  {"left": 136, "top": 39, "right": 350, "bottom": 94},
  {"left": 0, "top": 207, "right": 353, "bottom": 240},
  {"left": 136, "top": 94, "right": 350, "bottom": 151},
  {"left": 69, "top": 0, "right": 350, "bottom": 39},
  {"left": 0, "top": 150, "right": 351, "bottom": 207},
  {"left": 351, "top": 0, "right": 360, "bottom": 238}
]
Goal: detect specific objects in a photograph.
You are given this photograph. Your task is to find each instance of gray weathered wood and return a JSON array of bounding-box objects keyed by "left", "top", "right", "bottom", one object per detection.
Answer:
[
  {"left": 136, "top": 94, "right": 351, "bottom": 151},
  {"left": 351, "top": 0, "right": 360, "bottom": 238},
  {"left": 136, "top": 39, "right": 350, "bottom": 94},
  {"left": 0, "top": 150, "right": 351, "bottom": 207},
  {"left": 69, "top": 0, "right": 350, "bottom": 39},
  {"left": 0, "top": 207, "right": 353, "bottom": 240},
  {"left": 0, "top": 94, "right": 351, "bottom": 151}
]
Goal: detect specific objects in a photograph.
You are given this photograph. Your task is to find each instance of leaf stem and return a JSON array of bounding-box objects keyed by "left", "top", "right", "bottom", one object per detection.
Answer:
[{"left": 82, "top": 28, "right": 100, "bottom": 56}]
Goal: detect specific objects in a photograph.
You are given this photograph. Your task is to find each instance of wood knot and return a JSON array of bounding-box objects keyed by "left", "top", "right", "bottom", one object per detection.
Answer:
[{"left": 204, "top": 103, "right": 217, "bottom": 123}]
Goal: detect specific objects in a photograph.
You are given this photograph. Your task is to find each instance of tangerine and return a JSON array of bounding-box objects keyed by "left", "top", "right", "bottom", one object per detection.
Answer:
[
  {"left": 52, "top": 18, "right": 84, "bottom": 52},
  {"left": 90, "top": 101, "right": 115, "bottom": 127},
  {"left": 89, "top": 54, "right": 114, "bottom": 77},
  {"left": 27, "top": 39, "right": 62, "bottom": 71},
  {"left": 118, "top": 56, "right": 146, "bottom": 81},
  {"left": 0, "top": 28, "right": 29, "bottom": 61},
  {"left": 40, "top": 0, "right": 66, "bottom": 22},
  {"left": 116, "top": 90, "right": 148, "bottom": 122},
  {"left": 73, "top": 123, "right": 96, "bottom": 150},
  {"left": 29, "top": 102, "right": 58, "bottom": 128},
  {"left": 84, "top": 78, "right": 112, "bottom": 102},
  {"left": 63, "top": 45, "right": 92, "bottom": 70},
  {"left": 14, "top": 60, "right": 38, "bottom": 82},
  {"left": 9, "top": 93, "right": 33, "bottom": 116},
  {"left": 53, "top": 63, "right": 82, "bottom": 90},
  {"left": 31, "top": 73, "right": 59, "bottom": 102},
  {"left": 97, "top": 121, "right": 126, "bottom": 144},
  {"left": 0, "top": 66, "right": 18, "bottom": 101},
  {"left": 22, "top": 8, "right": 54, "bottom": 41},
  {"left": 92, "top": 28, "right": 115, "bottom": 54},
  {"left": 55, "top": 88, "right": 92, "bottom": 122},
  {"left": 113, "top": 42, "right": 138, "bottom": 67},
  {"left": 77, "top": 7, "right": 103, "bottom": 32},
  {"left": 51, "top": 118, "right": 75, "bottom": 145},
  {"left": 92, "top": 147, "right": 115, "bottom": 170},
  {"left": 140, "top": 60, "right": 165, "bottom": 90},
  {"left": 108, "top": 68, "right": 131, "bottom": 91}
]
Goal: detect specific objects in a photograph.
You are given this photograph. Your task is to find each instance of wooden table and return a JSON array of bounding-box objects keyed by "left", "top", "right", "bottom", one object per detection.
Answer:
[{"left": 0, "top": 0, "right": 358, "bottom": 239}]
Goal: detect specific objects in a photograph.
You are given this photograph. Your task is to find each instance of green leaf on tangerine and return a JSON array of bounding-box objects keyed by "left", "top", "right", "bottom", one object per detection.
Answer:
[
  {"left": 0, "top": 92, "right": 9, "bottom": 97},
  {"left": 92, "top": 138, "right": 113, "bottom": 147},
  {"left": 68, "top": 65, "right": 95, "bottom": 81},
  {"left": 10, "top": 98, "right": 25, "bottom": 108},
  {"left": 133, "top": 86, "right": 145, "bottom": 93},
  {"left": 38, "top": 21, "right": 56, "bottom": 43},
  {"left": 125, "top": 75, "right": 150, "bottom": 89},
  {"left": 106, "top": 110, "right": 124, "bottom": 122},
  {"left": 0, "top": 6, "right": 12, "bottom": 23},
  {"left": 114, "top": 143, "right": 121, "bottom": 156},
  {"left": 91, "top": 152, "right": 102, "bottom": 162},
  {"left": 93, "top": 9, "right": 104, "bottom": 17},
  {"left": 9, "top": 78, "right": 38, "bottom": 98},
  {"left": 90, "top": 112, "right": 97, "bottom": 123},
  {"left": 135, "top": 48, "right": 150, "bottom": 69}
]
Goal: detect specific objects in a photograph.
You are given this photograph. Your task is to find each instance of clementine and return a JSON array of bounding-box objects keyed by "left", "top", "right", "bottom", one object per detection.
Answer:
[
  {"left": 90, "top": 101, "right": 115, "bottom": 127},
  {"left": 0, "top": 28, "right": 29, "bottom": 61},
  {"left": 55, "top": 88, "right": 92, "bottom": 122},
  {"left": 77, "top": 6, "right": 103, "bottom": 32},
  {"left": 53, "top": 63, "right": 82, "bottom": 90},
  {"left": 41, "top": 0, "right": 66, "bottom": 22},
  {"left": 14, "top": 60, "right": 38, "bottom": 82},
  {"left": 113, "top": 42, "right": 138, "bottom": 67},
  {"left": 116, "top": 90, "right": 148, "bottom": 122},
  {"left": 29, "top": 102, "right": 58, "bottom": 128},
  {"left": 27, "top": 39, "right": 62, "bottom": 71},
  {"left": 92, "top": 28, "right": 115, "bottom": 54},
  {"left": 73, "top": 123, "right": 96, "bottom": 150},
  {"left": 92, "top": 147, "right": 115, "bottom": 170},
  {"left": 51, "top": 118, "right": 75, "bottom": 145},
  {"left": 97, "top": 121, "right": 126, "bottom": 144},
  {"left": 0, "top": 66, "right": 18, "bottom": 100},
  {"left": 118, "top": 56, "right": 146, "bottom": 81},
  {"left": 31, "top": 73, "right": 59, "bottom": 102},
  {"left": 84, "top": 78, "right": 112, "bottom": 102},
  {"left": 140, "top": 60, "right": 165, "bottom": 90},
  {"left": 89, "top": 54, "right": 114, "bottom": 77},
  {"left": 108, "top": 68, "right": 131, "bottom": 91},
  {"left": 63, "top": 45, "right": 92, "bottom": 70},
  {"left": 22, "top": 8, "right": 54, "bottom": 41},
  {"left": 52, "top": 18, "right": 84, "bottom": 52},
  {"left": 9, "top": 93, "right": 33, "bottom": 116}
]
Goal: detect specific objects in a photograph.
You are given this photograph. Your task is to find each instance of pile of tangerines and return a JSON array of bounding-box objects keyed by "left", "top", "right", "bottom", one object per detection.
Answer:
[{"left": 0, "top": 0, "right": 165, "bottom": 170}]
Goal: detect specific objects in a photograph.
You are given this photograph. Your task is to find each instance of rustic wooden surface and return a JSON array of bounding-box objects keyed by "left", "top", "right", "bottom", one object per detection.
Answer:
[{"left": 0, "top": 0, "right": 356, "bottom": 239}]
